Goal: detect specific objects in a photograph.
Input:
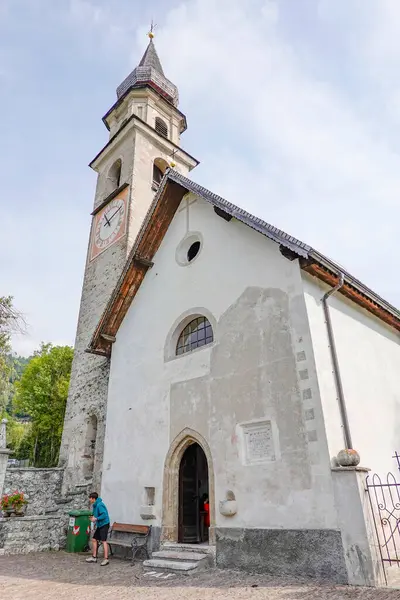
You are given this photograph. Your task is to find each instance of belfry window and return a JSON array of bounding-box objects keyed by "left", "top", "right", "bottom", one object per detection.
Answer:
[
  {"left": 155, "top": 117, "right": 168, "bottom": 138},
  {"left": 107, "top": 159, "right": 122, "bottom": 192},
  {"left": 152, "top": 157, "right": 169, "bottom": 190},
  {"left": 176, "top": 317, "right": 214, "bottom": 356},
  {"left": 153, "top": 164, "right": 163, "bottom": 187}
]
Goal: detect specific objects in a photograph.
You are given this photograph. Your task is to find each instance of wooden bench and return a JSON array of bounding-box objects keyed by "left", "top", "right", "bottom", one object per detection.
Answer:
[{"left": 105, "top": 523, "right": 152, "bottom": 564}]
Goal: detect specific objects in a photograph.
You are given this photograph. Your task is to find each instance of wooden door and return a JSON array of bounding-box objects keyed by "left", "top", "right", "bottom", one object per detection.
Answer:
[{"left": 179, "top": 444, "right": 200, "bottom": 543}]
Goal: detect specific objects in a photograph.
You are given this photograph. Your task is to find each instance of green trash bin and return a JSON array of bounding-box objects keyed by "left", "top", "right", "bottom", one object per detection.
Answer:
[{"left": 66, "top": 509, "right": 92, "bottom": 553}]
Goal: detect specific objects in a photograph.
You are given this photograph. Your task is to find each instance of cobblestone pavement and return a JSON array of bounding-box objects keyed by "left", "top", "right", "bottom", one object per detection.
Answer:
[{"left": 0, "top": 553, "right": 399, "bottom": 600}]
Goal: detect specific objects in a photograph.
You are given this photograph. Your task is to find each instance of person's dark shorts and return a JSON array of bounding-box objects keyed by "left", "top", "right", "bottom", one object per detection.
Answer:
[{"left": 93, "top": 523, "right": 110, "bottom": 542}]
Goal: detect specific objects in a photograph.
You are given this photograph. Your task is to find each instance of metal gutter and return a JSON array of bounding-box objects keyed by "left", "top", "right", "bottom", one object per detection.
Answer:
[
  {"left": 311, "top": 250, "right": 400, "bottom": 322},
  {"left": 321, "top": 273, "right": 353, "bottom": 449}
]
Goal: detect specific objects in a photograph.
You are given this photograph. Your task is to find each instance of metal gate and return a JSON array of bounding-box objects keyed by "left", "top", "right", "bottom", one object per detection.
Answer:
[{"left": 366, "top": 468, "right": 400, "bottom": 578}]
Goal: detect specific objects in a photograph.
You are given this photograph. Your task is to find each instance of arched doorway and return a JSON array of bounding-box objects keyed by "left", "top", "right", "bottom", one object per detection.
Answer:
[
  {"left": 179, "top": 443, "right": 209, "bottom": 543},
  {"left": 161, "top": 428, "right": 216, "bottom": 544}
]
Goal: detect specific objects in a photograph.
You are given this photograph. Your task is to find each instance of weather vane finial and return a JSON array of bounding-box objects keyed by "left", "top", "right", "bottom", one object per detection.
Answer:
[{"left": 148, "top": 20, "right": 157, "bottom": 39}]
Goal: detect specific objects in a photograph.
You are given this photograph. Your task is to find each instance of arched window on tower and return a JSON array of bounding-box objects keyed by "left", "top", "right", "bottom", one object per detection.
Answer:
[
  {"left": 106, "top": 159, "right": 122, "bottom": 195},
  {"left": 152, "top": 157, "right": 169, "bottom": 191},
  {"left": 155, "top": 117, "right": 168, "bottom": 138}
]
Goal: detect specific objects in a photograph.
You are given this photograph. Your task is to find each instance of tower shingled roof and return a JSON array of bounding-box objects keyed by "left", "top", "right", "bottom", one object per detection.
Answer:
[
  {"left": 116, "top": 38, "right": 178, "bottom": 106},
  {"left": 138, "top": 39, "right": 164, "bottom": 75}
]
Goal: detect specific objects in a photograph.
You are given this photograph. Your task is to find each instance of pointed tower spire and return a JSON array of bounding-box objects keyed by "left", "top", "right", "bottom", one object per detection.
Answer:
[
  {"left": 116, "top": 26, "right": 179, "bottom": 106},
  {"left": 138, "top": 38, "right": 165, "bottom": 75}
]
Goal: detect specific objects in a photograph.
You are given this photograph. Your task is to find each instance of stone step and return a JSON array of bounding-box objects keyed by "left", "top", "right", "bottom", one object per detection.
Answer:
[
  {"left": 152, "top": 550, "right": 210, "bottom": 562},
  {"left": 161, "top": 542, "right": 216, "bottom": 555},
  {"left": 143, "top": 558, "right": 201, "bottom": 573}
]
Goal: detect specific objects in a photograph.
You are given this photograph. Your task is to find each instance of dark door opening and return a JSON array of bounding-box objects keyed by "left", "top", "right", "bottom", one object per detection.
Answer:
[{"left": 178, "top": 442, "right": 209, "bottom": 544}]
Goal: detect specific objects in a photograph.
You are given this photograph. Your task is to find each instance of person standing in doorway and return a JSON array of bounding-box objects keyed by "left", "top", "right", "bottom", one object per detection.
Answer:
[{"left": 86, "top": 492, "right": 110, "bottom": 566}]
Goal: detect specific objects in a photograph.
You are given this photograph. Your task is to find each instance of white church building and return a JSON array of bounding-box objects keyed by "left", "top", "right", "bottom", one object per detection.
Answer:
[{"left": 59, "top": 33, "right": 400, "bottom": 585}]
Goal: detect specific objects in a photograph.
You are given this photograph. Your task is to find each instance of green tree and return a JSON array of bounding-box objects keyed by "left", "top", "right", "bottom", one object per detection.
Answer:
[
  {"left": 1, "top": 415, "right": 28, "bottom": 453},
  {"left": 9, "top": 420, "right": 33, "bottom": 461},
  {"left": 0, "top": 297, "right": 24, "bottom": 412},
  {"left": 0, "top": 354, "right": 32, "bottom": 415},
  {"left": 14, "top": 343, "right": 73, "bottom": 467}
]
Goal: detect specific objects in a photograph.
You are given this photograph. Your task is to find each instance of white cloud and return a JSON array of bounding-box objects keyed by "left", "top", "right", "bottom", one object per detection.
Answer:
[
  {"left": 6, "top": 0, "right": 400, "bottom": 355},
  {"left": 153, "top": 0, "right": 400, "bottom": 304},
  {"left": 66, "top": 0, "right": 137, "bottom": 63}
]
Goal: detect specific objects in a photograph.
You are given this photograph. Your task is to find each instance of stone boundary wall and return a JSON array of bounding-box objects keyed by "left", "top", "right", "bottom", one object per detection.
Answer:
[
  {"left": 0, "top": 515, "right": 67, "bottom": 554},
  {"left": 2, "top": 467, "right": 89, "bottom": 553},
  {"left": 4, "top": 468, "right": 64, "bottom": 515}
]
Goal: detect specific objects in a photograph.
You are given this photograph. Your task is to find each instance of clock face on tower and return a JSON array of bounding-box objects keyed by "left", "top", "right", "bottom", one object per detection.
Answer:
[{"left": 90, "top": 187, "right": 128, "bottom": 261}]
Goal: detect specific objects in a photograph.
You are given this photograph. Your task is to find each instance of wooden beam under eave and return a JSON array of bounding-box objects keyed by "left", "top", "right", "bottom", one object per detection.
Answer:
[
  {"left": 108, "top": 267, "right": 147, "bottom": 337},
  {"left": 85, "top": 346, "right": 110, "bottom": 357},
  {"left": 138, "top": 181, "right": 187, "bottom": 258},
  {"left": 302, "top": 262, "right": 400, "bottom": 333},
  {"left": 133, "top": 255, "right": 154, "bottom": 268}
]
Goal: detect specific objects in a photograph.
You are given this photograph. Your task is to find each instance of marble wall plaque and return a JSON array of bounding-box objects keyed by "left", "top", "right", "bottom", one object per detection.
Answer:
[{"left": 243, "top": 421, "right": 275, "bottom": 464}]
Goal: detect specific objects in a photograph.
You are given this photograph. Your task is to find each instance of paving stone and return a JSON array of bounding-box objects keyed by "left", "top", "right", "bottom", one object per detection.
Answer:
[{"left": 0, "top": 551, "right": 399, "bottom": 600}]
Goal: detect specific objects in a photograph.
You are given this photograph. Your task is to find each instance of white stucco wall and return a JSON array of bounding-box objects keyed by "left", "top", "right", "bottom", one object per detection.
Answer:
[
  {"left": 102, "top": 196, "right": 340, "bottom": 532},
  {"left": 303, "top": 274, "right": 400, "bottom": 476}
]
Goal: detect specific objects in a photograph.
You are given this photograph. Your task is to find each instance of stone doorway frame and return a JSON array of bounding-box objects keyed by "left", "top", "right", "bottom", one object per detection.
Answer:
[{"left": 161, "top": 428, "right": 216, "bottom": 544}]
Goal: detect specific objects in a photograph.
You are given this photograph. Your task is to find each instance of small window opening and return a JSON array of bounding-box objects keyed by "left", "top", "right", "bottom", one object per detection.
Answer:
[
  {"left": 107, "top": 159, "right": 122, "bottom": 194},
  {"left": 144, "top": 487, "right": 155, "bottom": 506},
  {"left": 187, "top": 241, "right": 200, "bottom": 262},
  {"left": 82, "top": 414, "right": 98, "bottom": 479},
  {"left": 176, "top": 317, "right": 214, "bottom": 356},
  {"left": 153, "top": 165, "right": 163, "bottom": 187},
  {"left": 152, "top": 157, "right": 169, "bottom": 191},
  {"left": 155, "top": 117, "right": 168, "bottom": 138}
]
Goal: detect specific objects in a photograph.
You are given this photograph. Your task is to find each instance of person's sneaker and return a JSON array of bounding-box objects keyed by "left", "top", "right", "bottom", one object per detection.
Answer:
[
  {"left": 86, "top": 557, "right": 97, "bottom": 563},
  {"left": 100, "top": 559, "right": 109, "bottom": 567}
]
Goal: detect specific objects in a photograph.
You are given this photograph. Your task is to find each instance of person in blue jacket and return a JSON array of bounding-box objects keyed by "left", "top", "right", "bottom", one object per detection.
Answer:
[{"left": 86, "top": 492, "right": 110, "bottom": 566}]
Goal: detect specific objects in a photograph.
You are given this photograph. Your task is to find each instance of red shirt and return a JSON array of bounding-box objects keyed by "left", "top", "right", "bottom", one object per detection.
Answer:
[{"left": 203, "top": 501, "right": 210, "bottom": 527}]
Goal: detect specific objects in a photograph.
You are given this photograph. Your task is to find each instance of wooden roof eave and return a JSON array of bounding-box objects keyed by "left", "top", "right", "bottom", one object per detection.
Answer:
[
  {"left": 301, "top": 260, "right": 400, "bottom": 333},
  {"left": 88, "top": 178, "right": 188, "bottom": 356},
  {"left": 86, "top": 169, "right": 400, "bottom": 357}
]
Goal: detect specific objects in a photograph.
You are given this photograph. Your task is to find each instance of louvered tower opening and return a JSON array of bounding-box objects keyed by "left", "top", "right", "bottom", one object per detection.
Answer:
[{"left": 155, "top": 117, "right": 168, "bottom": 138}]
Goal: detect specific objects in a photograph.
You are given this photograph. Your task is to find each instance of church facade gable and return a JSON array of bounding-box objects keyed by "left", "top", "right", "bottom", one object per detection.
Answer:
[{"left": 100, "top": 193, "right": 343, "bottom": 578}]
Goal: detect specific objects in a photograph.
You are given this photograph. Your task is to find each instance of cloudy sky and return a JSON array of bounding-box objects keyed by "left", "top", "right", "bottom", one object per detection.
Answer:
[{"left": 2, "top": 0, "right": 400, "bottom": 356}]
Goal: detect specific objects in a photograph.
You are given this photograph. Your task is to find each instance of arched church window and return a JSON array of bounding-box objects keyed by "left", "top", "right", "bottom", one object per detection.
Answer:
[
  {"left": 176, "top": 317, "right": 214, "bottom": 356},
  {"left": 155, "top": 117, "right": 168, "bottom": 138},
  {"left": 107, "top": 159, "right": 122, "bottom": 193},
  {"left": 152, "top": 157, "right": 169, "bottom": 190}
]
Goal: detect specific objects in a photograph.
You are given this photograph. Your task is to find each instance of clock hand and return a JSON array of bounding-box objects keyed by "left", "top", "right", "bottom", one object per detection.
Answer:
[
  {"left": 108, "top": 206, "right": 122, "bottom": 222},
  {"left": 103, "top": 214, "right": 111, "bottom": 227}
]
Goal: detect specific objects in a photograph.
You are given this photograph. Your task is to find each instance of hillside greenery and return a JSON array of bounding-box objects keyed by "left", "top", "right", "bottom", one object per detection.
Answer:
[{"left": 0, "top": 296, "right": 73, "bottom": 467}]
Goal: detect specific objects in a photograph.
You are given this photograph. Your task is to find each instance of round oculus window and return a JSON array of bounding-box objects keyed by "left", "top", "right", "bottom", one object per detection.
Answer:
[
  {"left": 176, "top": 233, "right": 203, "bottom": 266},
  {"left": 187, "top": 241, "right": 200, "bottom": 262}
]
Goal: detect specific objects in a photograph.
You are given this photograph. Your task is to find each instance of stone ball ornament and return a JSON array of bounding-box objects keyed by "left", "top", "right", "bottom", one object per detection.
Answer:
[{"left": 336, "top": 448, "right": 361, "bottom": 467}]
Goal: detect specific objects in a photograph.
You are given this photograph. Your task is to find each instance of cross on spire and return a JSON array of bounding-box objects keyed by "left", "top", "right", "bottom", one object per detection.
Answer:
[
  {"left": 148, "top": 19, "right": 157, "bottom": 39},
  {"left": 116, "top": 19, "right": 179, "bottom": 107},
  {"left": 170, "top": 149, "right": 178, "bottom": 168}
]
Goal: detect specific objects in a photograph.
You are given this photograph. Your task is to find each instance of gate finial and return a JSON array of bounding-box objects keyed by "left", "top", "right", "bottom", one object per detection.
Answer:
[{"left": 0, "top": 418, "right": 7, "bottom": 449}]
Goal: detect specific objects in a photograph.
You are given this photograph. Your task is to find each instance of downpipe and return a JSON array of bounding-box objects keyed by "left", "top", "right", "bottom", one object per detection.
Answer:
[{"left": 321, "top": 273, "right": 353, "bottom": 450}]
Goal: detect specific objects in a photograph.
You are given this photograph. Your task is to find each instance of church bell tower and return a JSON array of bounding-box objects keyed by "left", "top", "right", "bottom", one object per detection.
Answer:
[{"left": 59, "top": 30, "right": 198, "bottom": 493}]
